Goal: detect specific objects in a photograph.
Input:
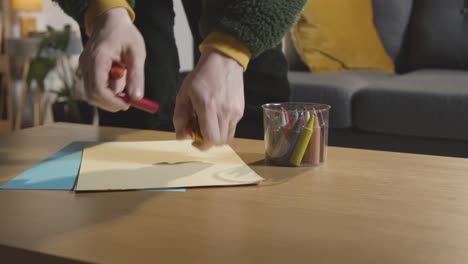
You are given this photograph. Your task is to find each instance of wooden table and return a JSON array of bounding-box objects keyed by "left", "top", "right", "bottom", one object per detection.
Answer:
[{"left": 1, "top": 123, "right": 468, "bottom": 263}]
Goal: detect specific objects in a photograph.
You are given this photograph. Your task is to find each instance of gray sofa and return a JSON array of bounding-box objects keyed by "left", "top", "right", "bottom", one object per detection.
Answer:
[{"left": 286, "top": 0, "right": 468, "bottom": 158}]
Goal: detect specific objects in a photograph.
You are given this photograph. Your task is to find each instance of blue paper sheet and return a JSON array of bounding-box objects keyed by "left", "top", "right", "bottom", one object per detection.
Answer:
[{"left": 0, "top": 142, "right": 186, "bottom": 192}]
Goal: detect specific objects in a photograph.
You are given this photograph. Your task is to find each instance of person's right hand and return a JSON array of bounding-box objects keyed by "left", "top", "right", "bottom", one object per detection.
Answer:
[{"left": 80, "top": 7, "right": 146, "bottom": 112}]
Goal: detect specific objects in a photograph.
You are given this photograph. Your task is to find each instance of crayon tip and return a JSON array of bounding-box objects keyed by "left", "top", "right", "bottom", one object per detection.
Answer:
[
  {"left": 191, "top": 131, "right": 204, "bottom": 144},
  {"left": 296, "top": 112, "right": 304, "bottom": 132},
  {"left": 281, "top": 106, "right": 289, "bottom": 123},
  {"left": 304, "top": 114, "right": 315, "bottom": 130},
  {"left": 280, "top": 112, "right": 287, "bottom": 127}
]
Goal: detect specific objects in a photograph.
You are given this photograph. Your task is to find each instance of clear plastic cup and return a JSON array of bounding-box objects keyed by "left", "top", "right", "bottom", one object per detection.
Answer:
[{"left": 262, "top": 103, "right": 331, "bottom": 167}]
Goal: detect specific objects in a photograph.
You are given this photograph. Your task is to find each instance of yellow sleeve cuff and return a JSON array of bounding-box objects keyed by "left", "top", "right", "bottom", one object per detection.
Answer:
[
  {"left": 84, "top": 0, "right": 135, "bottom": 36},
  {"left": 199, "top": 32, "right": 252, "bottom": 71}
]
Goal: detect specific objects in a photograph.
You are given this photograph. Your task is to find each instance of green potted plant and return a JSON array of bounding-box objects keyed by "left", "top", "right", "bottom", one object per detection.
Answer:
[{"left": 27, "top": 25, "right": 94, "bottom": 124}]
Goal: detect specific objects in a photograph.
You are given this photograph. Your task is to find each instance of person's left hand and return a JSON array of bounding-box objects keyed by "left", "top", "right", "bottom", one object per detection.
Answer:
[{"left": 173, "top": 48, "right": 245, "bottom": 149}]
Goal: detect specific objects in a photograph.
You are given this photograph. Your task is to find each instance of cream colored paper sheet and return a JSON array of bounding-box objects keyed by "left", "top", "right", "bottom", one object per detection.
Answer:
[{"left": 75, "top": 140, "right": 263, "bottom": 191}]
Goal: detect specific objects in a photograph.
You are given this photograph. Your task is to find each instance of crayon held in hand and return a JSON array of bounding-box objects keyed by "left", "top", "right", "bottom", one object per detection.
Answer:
[
  {"left": 110, "top": 63, "right": 125, "bottom": 79},
  {"left": 109, "top": 64, "right": 160, "bottom": 114},
  {"left": 186, "top": 114, "right": 204, "bottom": 145},
  {"left": 116, "top": 93, "right": 160, "bottom": 114}
]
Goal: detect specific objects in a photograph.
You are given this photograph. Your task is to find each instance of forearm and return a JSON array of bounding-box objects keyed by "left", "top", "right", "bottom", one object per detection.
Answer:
[{"left": 53, "top": 0, "right": 135, "bottom": 35}]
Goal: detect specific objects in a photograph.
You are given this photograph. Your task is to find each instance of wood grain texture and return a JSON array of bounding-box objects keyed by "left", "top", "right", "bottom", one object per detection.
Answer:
[{"left": 1, "top": 123, "right": 468, "bottom": 263}]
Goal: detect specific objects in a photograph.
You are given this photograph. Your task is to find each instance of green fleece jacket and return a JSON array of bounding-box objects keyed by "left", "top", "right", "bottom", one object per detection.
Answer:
[{"left": 54, "top": 0, "right": 306, "bottom": 58}]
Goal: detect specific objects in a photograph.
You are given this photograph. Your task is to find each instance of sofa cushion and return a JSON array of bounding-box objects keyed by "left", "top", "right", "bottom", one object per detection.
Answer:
[
  {"left": 372, "top": 0, "right": 413, "bottom": 63},
  {"left": 354, "top": 70, "right": 468, "bottom": 141},
  {"left": 403, "top": 0, "right": 468, "bottom": 71},
  {"left": 289, "top": 71, "right": 392, "bottom": 129},
  {"left": 291, "top": 0, "right": 394, "bottom": 73}
]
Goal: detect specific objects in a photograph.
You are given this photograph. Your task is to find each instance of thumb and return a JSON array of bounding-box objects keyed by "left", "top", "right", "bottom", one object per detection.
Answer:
[
  {"left": 173, "top": 91, "right": 193, "bottom": 140},
  {"left": 124, "top": 48, "right": 145, "bottom": 101}
]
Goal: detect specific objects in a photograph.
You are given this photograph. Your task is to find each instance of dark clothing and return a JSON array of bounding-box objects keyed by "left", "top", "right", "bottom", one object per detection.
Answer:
[
  {"left": 61, "top": 0, "right": 299, "bottom": 139},
  {"left": 55, "top": 0, "right": 307, "bottom": 58}
]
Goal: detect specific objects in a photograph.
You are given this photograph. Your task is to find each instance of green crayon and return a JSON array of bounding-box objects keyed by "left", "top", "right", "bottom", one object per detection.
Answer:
[{"left": 289, "top": 114, "right": 315, "bottom": 166}]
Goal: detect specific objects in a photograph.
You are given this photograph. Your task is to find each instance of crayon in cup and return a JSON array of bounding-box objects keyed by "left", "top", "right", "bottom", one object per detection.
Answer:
[
  {"left": 262, "top": 103, "right": 330, "bottom": 167},
  {"left": 289, "top": 114, "right": 315, "bottom": 166},
  {"left": 303, "top": 111, "right": 321, "bottom": 165}
]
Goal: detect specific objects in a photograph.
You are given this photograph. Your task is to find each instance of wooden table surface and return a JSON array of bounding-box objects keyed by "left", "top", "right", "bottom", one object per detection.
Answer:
[{"left": 1, "top": 123, "right": 468, "bottom": 263}]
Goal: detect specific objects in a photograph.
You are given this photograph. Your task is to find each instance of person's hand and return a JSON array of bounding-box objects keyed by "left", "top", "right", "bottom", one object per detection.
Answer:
[
  {"left": 80, "top": 7, "right": 146, "bottom": 112},
  {"left": 173, "top": 48, "right": 245, "bottom": 149}
]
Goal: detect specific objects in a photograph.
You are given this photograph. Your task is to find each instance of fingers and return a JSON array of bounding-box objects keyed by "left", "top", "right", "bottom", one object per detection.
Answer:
[
  {"left": 173, "top": 48, "right": 245, "bottom": 149},
  {"left": 124, "top": 47, "right": 145, "bottom": 101},
  {"left": 193, "top": 106, "right": 240, "bottom": 149},
  {"left": 81, "top": 52, "right": 129, "bottom": 112},
  {"left": 173, "top": 89, "right": 193, "bottom": 140},
  {"left": 109, "top": 69, "right": 126, "bottom": 94},
  {"left": 81, "top": 57, "right": 91, "bottom": 100},
  {"left": 194, "top": 99, "right": 225, "bottom": 149},
  {"left": 228, "top": 119, "right": 237, "bottom": 143},
  {"left": 221, "top": 100, "right": 243, "bottom": 144},
  {"left": 78, "top": 13, "right": 146, "bottom": 113},
  {"left": 218, "top": 114, "right": 230, "bottom": 144}
]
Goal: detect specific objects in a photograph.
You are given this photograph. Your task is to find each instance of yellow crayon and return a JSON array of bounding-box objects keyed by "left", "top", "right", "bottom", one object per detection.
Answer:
[
  {"left": 187, "top": 114, "right": 204, "bottom": 145},
  {"left": 191, "top": 130, "right": 204, "bottom": 144},
  {"left": 289, "top": 114, "right": 315, "bottom": 166},
  {"left": 304, "top": 113, "right": 321, "bottom": 165}
]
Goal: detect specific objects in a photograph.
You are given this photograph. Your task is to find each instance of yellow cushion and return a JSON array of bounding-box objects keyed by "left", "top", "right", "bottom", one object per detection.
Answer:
[{"left": 292, "top": 0, "right": 394, "bottom": 73}]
